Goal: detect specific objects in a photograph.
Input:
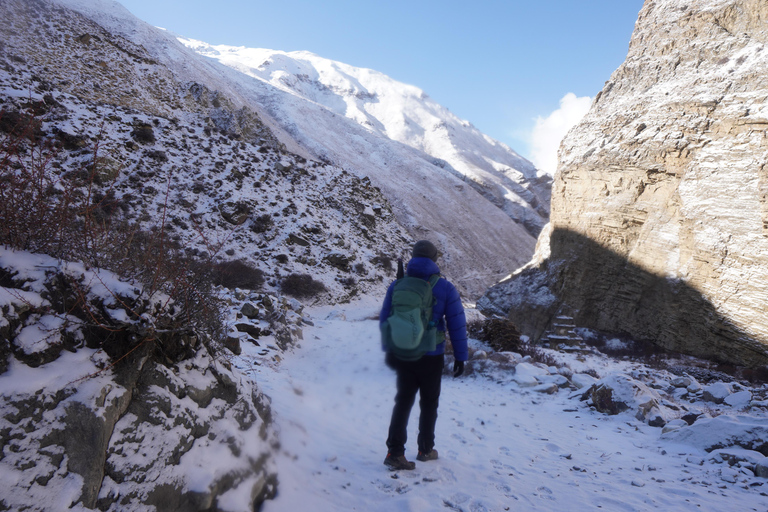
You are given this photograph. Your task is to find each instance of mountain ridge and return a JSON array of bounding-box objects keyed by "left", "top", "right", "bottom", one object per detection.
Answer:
[{"left": 184, "top": 40, "right": 551, "bottom": 238}]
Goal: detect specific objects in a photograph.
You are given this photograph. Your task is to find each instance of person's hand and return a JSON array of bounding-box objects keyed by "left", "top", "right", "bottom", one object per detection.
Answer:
[
  {"left": 453, "top": 360, "right": 464, "bottom": 378},
  {"left": 385, "top": 351, "right": 398, "bottom": 370}
]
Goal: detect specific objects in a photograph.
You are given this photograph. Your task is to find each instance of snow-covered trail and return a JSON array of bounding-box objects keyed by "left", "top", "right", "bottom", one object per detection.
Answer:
[{"left": 236, "top": 299, "right": 765, "bottom": 512}]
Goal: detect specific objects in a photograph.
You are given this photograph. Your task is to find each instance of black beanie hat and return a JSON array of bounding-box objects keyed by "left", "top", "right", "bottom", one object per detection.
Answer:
[{"left": 412, "top": 240, "right": 439, "bottom": 262}]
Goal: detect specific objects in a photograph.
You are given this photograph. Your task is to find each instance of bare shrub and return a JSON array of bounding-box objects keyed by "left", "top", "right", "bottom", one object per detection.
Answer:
[
  {"left": 517, "top": 343, "right": 560, "bottom": 367},
  {"left": 251, "top": 213, "right": 274, "bottom": 233},
  {"left": 583, "top": 368, "right": 601, "bottom": 379},
  {"left": 131, "top": 123, "right": 155, "bottom": 144},
  {"left": 281, "top": 273, "right": 327, "bottom": 299},
  {"left": 371, "top": 253, "right": 393, "bottom": 272},
  {"left": 468, "top": 318, "right": 522, "bottom": 352},
  {"left": 212, "top": 259, "right": 264, "bottom": 290},
  {"left": 0, "top": 118, "right": 226, "bottom": 363}
]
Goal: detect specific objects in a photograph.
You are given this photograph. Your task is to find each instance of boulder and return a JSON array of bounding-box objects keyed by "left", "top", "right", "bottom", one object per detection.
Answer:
[
  {"left": 571, "top": 373, "right": 598, "bottom": 390},
  {"left": 756, "top": 459, "right": 768, "bottom": 478},
  {"left": 512, "top": 362, "right": 549, "bottom": 388},
  {"left": 661, "top": 415, "right": 768, "bottom": 456},
  {"left": 236, "top": 322, "right": 263, "bottom": 340},
  {"left": 661, "top": 419, "right": 689, "bottom": 434},
  {"left": 702, "top": 382, "right": 732, "bottom": 404},
  {"left": 219, "top": 201, "right": 253, "bottom": 225},
  {"left": 724, "top": 390, "right": 753, "bottom": 409},
  {"left": 584, "top": 374, "right": 673, "bottom": 425},
  {"left": 707, "top": 448, "right": 766, "bottom": 468},
  {"left": 240, "top": 303, "right": 259, "bottom": 319},
  {"left": 223, "top": 334, "right": 243, "bottom": 355},
  {"left": 671, "top": 376, "right": 692, "bottom": 388}
]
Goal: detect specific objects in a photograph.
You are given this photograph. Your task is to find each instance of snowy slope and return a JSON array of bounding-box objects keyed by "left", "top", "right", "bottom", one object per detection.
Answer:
[
  {"left": 49, "top": 0, "right": 542, "bottom": 299},
  {"left": 245, "top": 298, "right": 768, "bottom": 512},
  {"left": 178, "top": 42, "right": 551, "bottom": 237}
]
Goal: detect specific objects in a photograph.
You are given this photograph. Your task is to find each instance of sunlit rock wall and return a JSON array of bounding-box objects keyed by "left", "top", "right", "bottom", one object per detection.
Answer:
[{"left": 481, "top": 0, "right": 768, "bottom": 367}]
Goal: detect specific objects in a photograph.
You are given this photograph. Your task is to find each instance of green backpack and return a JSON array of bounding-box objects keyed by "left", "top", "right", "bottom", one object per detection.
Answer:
[{"left": 382, "top": 274, "right": 443, "bottom": 361}]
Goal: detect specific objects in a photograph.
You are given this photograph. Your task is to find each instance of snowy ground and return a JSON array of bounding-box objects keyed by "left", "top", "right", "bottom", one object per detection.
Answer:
[{"left": 233, "top": 298, "right": 768, "bottom": 512}]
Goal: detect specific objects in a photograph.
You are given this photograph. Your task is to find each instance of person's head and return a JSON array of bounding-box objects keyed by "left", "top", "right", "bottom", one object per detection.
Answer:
[{"left": 412, "top": 240, "right": 439, "bottom": 262}]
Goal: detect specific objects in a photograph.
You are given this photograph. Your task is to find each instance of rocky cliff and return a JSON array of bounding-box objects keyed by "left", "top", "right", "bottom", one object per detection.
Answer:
[{"left": 480, "top": 0, "right": 768, "bottom": 367}]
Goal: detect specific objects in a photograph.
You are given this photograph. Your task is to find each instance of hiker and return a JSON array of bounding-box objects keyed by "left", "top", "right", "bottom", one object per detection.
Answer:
[{"left": 379, "top": 240, "right": 468, "bottom": 470}]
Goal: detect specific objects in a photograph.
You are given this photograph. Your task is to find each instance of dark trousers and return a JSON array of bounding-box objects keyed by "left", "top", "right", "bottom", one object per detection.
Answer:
[{"left": 386, "top": 354, "right": 444, "bottom": 457}]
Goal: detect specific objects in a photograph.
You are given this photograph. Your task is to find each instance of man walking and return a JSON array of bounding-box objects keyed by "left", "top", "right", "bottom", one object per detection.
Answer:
[{"left": 380, "top": 240, "right": 468, "bottom": 470}]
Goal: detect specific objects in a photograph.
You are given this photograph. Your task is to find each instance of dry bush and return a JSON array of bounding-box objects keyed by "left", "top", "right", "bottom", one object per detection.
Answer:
[
  {"left": 250, "top": 213, "right": 274, "bottom": 233},
  {"left": 281, "top": 273, "right": 327, "bottom": 299},
  {"left": 211, "top": 259, "right": 265, "bottom": 290},
  {"left": 0, "top": 113, "right": 225, "bottom": 363},
  {"left": 468, "top": 318, "right": 522, "bottom": 352},
  {"left": 517, "top": 343, "right": 561, "bottom": 367}
]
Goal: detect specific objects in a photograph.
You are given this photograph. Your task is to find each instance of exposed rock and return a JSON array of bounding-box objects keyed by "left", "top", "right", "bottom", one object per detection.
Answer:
[
  {"left": 219, "top": 201, "right": 254, "bottom": 225},
  {"left": 480, "top": 0, "right": 768, "bottom": 367},
  {"left": 236, "top": 322, "right": 263, "bottom": 340},
  {"left": 533, "top": 383, "right": 559, "bottom": 394},
  {"left": 756, "top": 459, "right": 768, "bottom": 478},
  {"left": 724, "top": 390, "right": 753, "bottom": 409},
  {"left": 702, "top": 382, "right": 732, "bottom": 404},
  {"left": 512, "top": 362, "right": 549, "bottom": 387},
  {"left": 662, "top": 419, "right": 689, "bottom": 434},
  {"left": 583, "top": 374, "right": 674, "bottom": 426},
  {"left": 324, "top": 252, "right": 351, "bottom": 272},
  {"left": 571, "top": 373, "right": 599, "bottom": 390},
  {"left": 707, "top": 448, "right": 766, "bottom": 468},
  {"left": 223, "top": 334, "right": 243, "bottom": 355},
  {"left": 241, "top": 303, "right": 259, "bottom": 319},
  {"left": 288, "top": 234, "right": 310, "bottom": 247},
  {"left": 0, "top": 250, "right": 278, "bottom": 511},
  {"left": 671, "top": 376, "right": 692, "bottom": 388}
]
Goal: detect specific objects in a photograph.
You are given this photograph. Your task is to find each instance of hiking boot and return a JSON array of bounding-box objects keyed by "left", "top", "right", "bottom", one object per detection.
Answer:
[
  {"left": 416, "top": 449, "right": 438, "bottom": 462},
  {"left": 383, "top": 453, "right": 416, "bottom": 470}
]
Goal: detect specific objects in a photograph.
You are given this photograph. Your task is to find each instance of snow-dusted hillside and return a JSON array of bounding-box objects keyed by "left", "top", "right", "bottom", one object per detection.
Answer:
[
  {"left": 179, "top": 41, "right": 552, "bottom": 238},
  {"left": 44, "top": 0, "right": 543, "bottom": 299}
]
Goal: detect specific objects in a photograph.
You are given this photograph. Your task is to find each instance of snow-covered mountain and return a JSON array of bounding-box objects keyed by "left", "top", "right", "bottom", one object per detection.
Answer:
[
  {"left": 49, "top": 0, "right": 548, "bottom": 298},
  {"left": 0, "top": 0, "right": 550, "bottom": 299},
  {"left": 179, "top": 41, "right": 551, "bottom": 238}
]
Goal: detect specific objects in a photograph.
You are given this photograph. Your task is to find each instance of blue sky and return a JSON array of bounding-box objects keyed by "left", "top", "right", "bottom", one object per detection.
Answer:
[{"left": 117, "top": 0, "right": 644, "bottom": 166}]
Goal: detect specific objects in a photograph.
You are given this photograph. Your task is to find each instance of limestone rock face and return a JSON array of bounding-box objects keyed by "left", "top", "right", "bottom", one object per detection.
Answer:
[{"left": 481, "top": 0, "right": 768, "bottom": 366}]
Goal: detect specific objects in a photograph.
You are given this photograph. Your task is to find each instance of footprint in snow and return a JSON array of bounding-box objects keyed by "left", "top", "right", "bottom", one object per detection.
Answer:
[
  {"left": 373, "top": 479, "right": 410, "bottom": 495},
  {"left": 490, "top": 459, "right": 515, "bottom": 473},
  {"left": 470, "top": 427, "right": 485, "bottom": 440},
  {"left": 451, "top": 432, "right": 468, "bottom": 445},
  {"left": 443, "top": 494, "right": 489, "bottom": 512},
  {"left": 535, "top": 486, "right": 555, "bottom": 500},
  {"left": 544, "top": 442, "right": 563, "bottom": 453},
  {"left": 469, "top": 501, "right": 490, "bottom": 512},
  {"left": 442, "top": 492, "right": 470, "bottom": 510},
  {"left": 495, "top": 483, "right": 519, "bottom": 500}
]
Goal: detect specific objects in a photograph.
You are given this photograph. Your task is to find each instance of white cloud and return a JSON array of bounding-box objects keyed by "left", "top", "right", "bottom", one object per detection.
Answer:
[{"left": 529, "top": 93, "right": 592, "bottom": 176}]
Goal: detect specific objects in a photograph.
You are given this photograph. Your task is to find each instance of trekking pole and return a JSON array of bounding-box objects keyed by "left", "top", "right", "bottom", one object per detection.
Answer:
[{"left": 396, "top": 258, "right": 404, "bottom": 280}]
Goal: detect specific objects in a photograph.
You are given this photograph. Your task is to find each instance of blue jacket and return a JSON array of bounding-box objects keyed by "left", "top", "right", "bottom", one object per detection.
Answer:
[{"left": 380, "top": 257, "right": 468, "bottom": 361}]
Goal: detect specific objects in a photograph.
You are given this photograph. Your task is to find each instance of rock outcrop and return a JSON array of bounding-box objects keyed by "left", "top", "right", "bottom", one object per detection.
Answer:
[
  {"left": 480, "top": 0, "right": 768, "bottom": 366},
  {"left": 0, "top": 249, "right": 280, "bottom": 511}
]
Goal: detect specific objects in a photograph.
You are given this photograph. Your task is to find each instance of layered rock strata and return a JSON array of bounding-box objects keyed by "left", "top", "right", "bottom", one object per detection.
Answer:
[{"left": 481, "top": 0, "right": 768, "bottom": 366}]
